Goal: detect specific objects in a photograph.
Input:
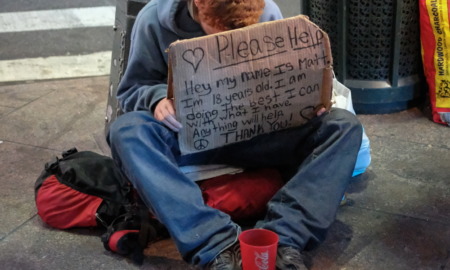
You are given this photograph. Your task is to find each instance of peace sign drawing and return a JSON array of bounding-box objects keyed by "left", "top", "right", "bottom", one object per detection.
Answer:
[
  {"left": 182, "top": 47, "right": 205, "bottom": 73},
  {"left": 194, "top": 139, "right": 209, "bottom": 150}
]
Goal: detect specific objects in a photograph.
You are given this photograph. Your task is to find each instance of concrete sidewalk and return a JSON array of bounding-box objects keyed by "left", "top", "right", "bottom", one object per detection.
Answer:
[{"left": 0, "top": 76, "right": 449, "bottom": 270}]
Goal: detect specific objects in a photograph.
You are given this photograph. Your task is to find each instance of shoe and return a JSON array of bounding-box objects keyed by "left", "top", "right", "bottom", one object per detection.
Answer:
[
  {"left": 206, "top": 243, "right": 241, "bottom": 270},
  {"left": 276, "top": 246, "right": 308, "bottom": 270}
]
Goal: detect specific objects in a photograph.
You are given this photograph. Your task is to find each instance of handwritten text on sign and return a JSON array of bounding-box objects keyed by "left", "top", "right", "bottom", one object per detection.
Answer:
[{"left": 168, "top": 15, "right": 333, "bottom": 154}]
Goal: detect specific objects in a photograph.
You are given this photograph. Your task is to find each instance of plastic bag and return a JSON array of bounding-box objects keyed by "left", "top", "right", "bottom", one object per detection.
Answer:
[
  {"left": 332, "top": 79, "right": 372, "bottom": 176},
  {"left": 419, "top": 0, "right": 450, "bottom": 126}
]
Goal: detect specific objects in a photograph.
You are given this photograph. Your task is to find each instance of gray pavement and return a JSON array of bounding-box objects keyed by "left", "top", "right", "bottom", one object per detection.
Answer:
[
  {"left": 1, "top": 76, "right": 449, "bottom": 270},
  {"left": 1, "top": 1, "right": 449, "bottom": 269}
]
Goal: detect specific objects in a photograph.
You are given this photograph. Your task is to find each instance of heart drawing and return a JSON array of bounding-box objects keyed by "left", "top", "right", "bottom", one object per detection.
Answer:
[
  {"left": 182, "top": 47, "right": 205, "bottom": 73},
  {"left": 299, "top": 105, "right": 321, "bottom": 120}
]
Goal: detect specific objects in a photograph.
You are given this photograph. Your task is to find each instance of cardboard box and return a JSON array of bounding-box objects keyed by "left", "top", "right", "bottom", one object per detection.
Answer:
[{"left": 168, "top": 15, "right": 333, "bottom": 154}]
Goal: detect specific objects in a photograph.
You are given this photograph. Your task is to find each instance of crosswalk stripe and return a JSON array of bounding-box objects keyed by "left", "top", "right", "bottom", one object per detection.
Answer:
[
  {"left": 0, "top": 51, "right": 112, "bottom": 82},
  {"left": 0, "top": 6, "right": 115, "bottom": 33}
]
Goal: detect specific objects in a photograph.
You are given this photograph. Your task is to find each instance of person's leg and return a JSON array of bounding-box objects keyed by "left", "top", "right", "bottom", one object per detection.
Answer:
[
  {"left": 197, "top": 108, "right": 362, "bottom": 250},
  {"left": 255, "top": 108, "right": 362, "bottom": 250},
  {"left": 107, "top": 111, "right": 240, "bottom": 266},
  {"left": 107, "top": 108, "right": 361, "bottom": 265}
]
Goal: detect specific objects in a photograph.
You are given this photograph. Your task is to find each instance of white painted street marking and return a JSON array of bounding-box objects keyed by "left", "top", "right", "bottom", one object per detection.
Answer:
[
  {"left": 0, "top": 51, "right": 112, "bottom": 82},
  {"left": 0, "top": 6, "right": 115, "bottom": 33}
]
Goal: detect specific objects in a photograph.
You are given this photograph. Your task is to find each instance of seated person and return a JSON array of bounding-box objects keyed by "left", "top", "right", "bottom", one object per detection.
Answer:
[{"left": 107, "top": 0, "right": 363, "bottom": 269}]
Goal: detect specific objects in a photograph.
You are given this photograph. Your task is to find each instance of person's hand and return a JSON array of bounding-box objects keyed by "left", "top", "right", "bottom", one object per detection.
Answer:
[{"left": 154, "top": 98, "right": 183, "bottom": 132}]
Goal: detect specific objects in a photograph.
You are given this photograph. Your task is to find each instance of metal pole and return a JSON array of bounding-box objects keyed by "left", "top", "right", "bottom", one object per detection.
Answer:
[
  {"left": 390, "top": 0, "right": 402, "bottom": 88},
  {"left": 337, "top": 0, "right": 347, "bottom": 83}
]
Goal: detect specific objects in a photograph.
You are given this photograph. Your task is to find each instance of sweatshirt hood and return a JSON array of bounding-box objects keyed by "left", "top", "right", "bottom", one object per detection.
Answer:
[{"left": 157, "top": 0, "right": 203, "bottom": 38}]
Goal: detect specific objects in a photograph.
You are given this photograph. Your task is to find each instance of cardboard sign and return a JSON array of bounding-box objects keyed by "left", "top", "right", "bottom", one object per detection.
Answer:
[{"left": 168, "top": 15, "right": 333, "bottom": 155}]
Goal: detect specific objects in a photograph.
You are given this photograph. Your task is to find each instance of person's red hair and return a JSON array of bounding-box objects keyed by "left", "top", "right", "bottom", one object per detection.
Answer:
[{"left": 195, "top": 0, "right": 265, "bottom": 31}]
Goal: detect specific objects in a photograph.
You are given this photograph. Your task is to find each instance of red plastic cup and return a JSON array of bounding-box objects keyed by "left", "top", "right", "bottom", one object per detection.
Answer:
[{"left": 239, "top": 229, "right": 279, "bottom": 270}]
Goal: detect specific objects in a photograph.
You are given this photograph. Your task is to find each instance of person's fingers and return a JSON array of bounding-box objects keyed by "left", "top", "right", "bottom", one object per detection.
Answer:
[
  {"left": 162, "top": 119, "right": 180, "bottom": 132},
  {"left": 166, "top": 99, "right": 176, "bottom": 115},
  {"left": 165, "top": 115, "right": 183, "bottom": 132},
  {"left": 316, "top": 107, "right": 327, "bottom": 117}
]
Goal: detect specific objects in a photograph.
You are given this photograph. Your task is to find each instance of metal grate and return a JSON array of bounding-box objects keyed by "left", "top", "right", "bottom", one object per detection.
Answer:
[{"left": 308, "top": 0, "right": 421, "bottom": 81}]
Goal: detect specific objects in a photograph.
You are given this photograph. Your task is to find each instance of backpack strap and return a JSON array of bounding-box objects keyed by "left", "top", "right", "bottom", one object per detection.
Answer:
[
  {"left": 61, "top": 147, "right": 78, "bottom": 158},
  {"left": 101, "top": 203, "right": 168, "bottom": 265}
]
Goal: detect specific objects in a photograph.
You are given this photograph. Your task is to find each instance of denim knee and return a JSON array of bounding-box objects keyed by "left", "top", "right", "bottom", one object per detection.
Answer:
[
  {"left": 328, "top": 108, "right": 369, "bottom": 176},
  {"left": 329, "top": 108, "right": 362, "bottom": 129},
  {"left": 107, "top": 111, "right": 155, "bottom": 146},
  {"left": 330, "top": 109, "right": 363, "bottom": 141}
]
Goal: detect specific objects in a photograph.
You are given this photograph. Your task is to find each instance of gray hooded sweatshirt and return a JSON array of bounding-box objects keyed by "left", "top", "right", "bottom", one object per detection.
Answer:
[{"left": 117, "top": 0, "right": 283, "bottom": 114}]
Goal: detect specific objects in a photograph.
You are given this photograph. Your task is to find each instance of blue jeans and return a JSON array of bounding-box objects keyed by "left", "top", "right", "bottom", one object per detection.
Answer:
[{"left": 107, "top": 108, "right": 362, "bottom": 266}]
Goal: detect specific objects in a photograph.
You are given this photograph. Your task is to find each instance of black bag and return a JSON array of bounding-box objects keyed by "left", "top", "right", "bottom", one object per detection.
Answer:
[{"left": 34, "top": 148, "right": 167, "bottom": 264}]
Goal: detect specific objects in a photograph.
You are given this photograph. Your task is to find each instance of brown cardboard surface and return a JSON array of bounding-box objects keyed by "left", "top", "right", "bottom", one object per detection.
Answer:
[{"left": 168, "top": 15, "right": 333, "bottom": 154}]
